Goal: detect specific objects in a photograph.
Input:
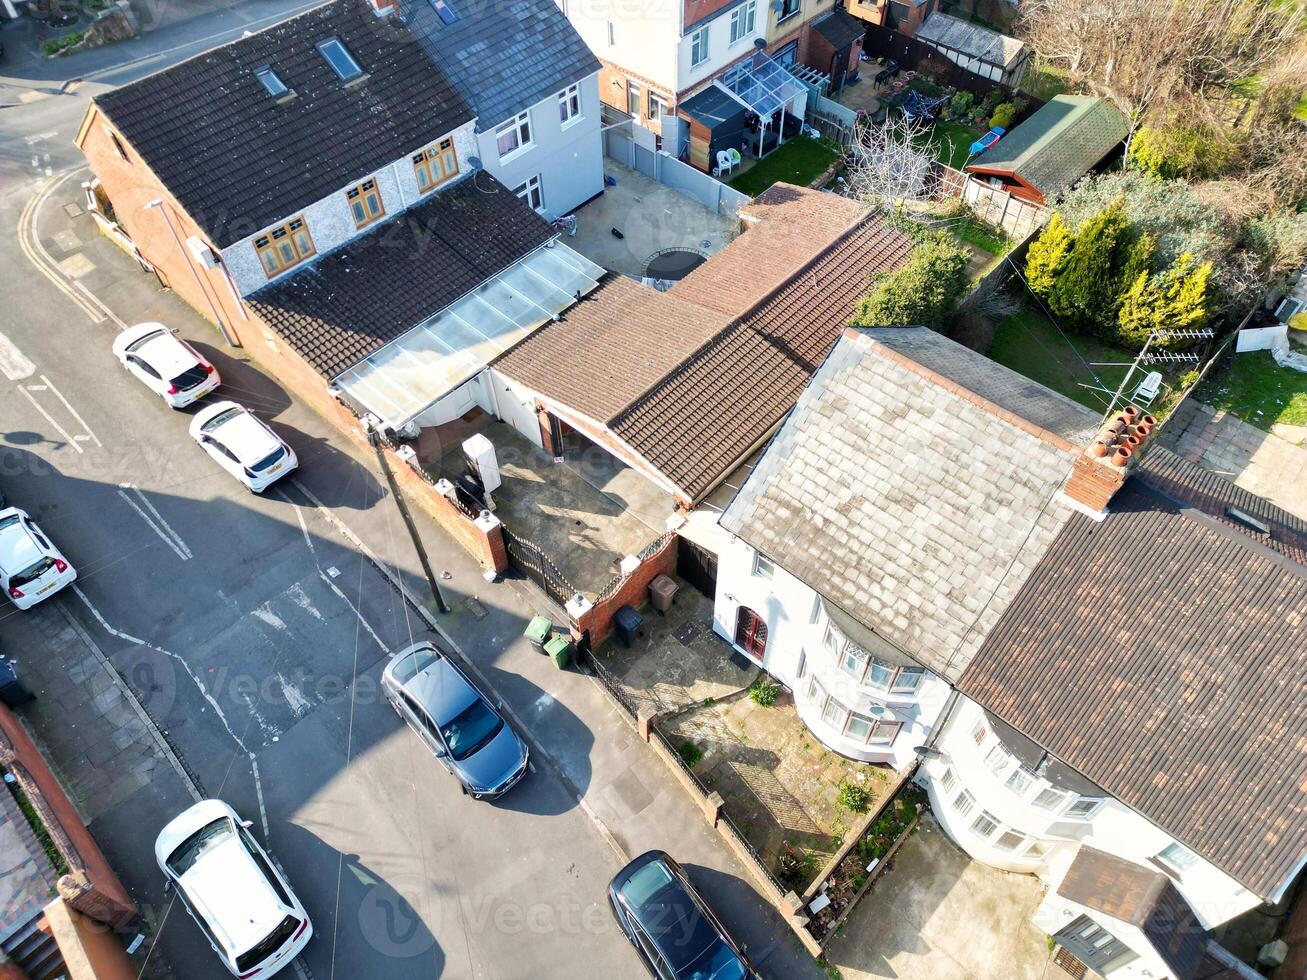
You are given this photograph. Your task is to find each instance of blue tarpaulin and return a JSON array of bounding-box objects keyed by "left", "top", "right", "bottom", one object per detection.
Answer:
[{"left": 969, "top": 126, "right": 1006, "bottom": 155}]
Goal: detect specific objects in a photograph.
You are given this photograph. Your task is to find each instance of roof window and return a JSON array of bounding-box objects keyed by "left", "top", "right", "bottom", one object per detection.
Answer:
[
  {"left": 317, "top": 37, "right": 364, "bottom": 81},
  {"left": 1226, "top": 506, "right": 1271, "bottom": 536},
  {"left": 255, "top": 66, "right": 290, "bottom": 98},
  {"left": 429, "top": 0, "right": 457, "bottom": 24}
]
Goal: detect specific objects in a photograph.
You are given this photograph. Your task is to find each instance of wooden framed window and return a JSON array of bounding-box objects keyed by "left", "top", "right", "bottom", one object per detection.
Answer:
[
  {"left": 413, "top": 138, "right": 459, "bottom": 194},
  {"left": 254, "top": 217, "right": 315, "bottom": 277},
  {"left": 346, "top": 178, "right": 385, "bottom": 229}
]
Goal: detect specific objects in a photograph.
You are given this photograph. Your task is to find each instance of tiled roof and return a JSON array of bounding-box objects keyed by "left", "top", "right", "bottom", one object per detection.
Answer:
[
  {"left": 812, "top": 9, "right": 868, "bottom": 50},
  {"left": 247, "top": 174, "right": 553, "bottom": 378},
  {"left": 490, "top": 275, "right": 728, "bottom": 425},
  {"left": 967, "top": 95, "right": 1129, "bottom": 200},
  {"left": 960, "top": 448, "right": 1307, "bottom": 900},
  {"left": 916, "top": 12, "right": 1025, "bottom": 70},
  {"left": 720, "top": 327, "right": 1092, "bottom": 680},
  {"left": 95, "top": 0, "right": 473, "bottom": 248},
  {"left": 1058, "top": 847, "right": 1208, "bottom": 980},
  {"left": 400, "top": 0, "right": 600, "bottom": 130},
  {"left": 671, "top": 184, "right": 869, "bottom": 318}
]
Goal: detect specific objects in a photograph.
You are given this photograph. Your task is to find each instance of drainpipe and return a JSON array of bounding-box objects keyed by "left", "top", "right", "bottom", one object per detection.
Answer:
[{"left": 143, "top": 199, "right": 239, "bottom": 348}]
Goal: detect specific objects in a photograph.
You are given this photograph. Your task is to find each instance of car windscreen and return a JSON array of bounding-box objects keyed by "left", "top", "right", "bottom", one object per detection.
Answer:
[
  {"left": 235, "top": 914, "right": 298, "bottom": 974},
  {"left": 125, "top": 329, "right": 167, "bottom": 353},
  {"left": 171, "top": 365, "right": 210, "bottom": 391},
  {"left": 247, "top": 445, "right": 287, "bottom": 473},
  {"left": 166, "top": 817, "right": 234, "bottom": 876},
  {"left": 439, "top": 697, "right": 503, "bottom": 761},
  {"left": 200, "top": 407, "right": 243, "bottom": 433},
  {"left": 390, "top": 648, "right": 441, "bottom": 687},
  {"left": 681, "top": 938, "right": 748, "bottom": 980},
  {"left": 10, "top": 556, "right": 56, "bottom": 588}
]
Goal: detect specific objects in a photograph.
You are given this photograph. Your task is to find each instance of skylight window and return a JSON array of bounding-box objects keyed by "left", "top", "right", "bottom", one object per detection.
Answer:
[
  {"left": 429, "top": 0, "right": 457, "bottom": 24},
  {"left": 255, "top": 67, "right": 289, "bottom": 97},
  {"left": 317, "top": 38, "right": 363, "bottom": 81}
]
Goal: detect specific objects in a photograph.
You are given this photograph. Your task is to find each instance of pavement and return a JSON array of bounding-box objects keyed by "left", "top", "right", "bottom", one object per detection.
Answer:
[
  {"left": 823, "top": 816, "right": 1054, "bottom": 980},
  {"left": 0, "top": 25, "right": 828, "bottom": 978}
]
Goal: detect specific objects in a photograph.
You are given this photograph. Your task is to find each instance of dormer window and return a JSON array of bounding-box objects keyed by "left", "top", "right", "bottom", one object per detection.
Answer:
[
  {"left": 255, "top": 66, "right": 289, "bottom": 98},
  {"left": 317, "top": 38, "right": 363, "bottom": 81},
  {"left": 429, "top": 0, "right": 457, "bottom": 24}
]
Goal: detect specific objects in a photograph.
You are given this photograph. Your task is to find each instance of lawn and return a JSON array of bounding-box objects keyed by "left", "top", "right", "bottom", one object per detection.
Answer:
[
  {"left": 917, "top": 120, "right": 982, "bottom": 170},
  {"left": 989, "top": 306, "right": 1147, "bottom": 412},
  {"left": 727, "top": 136, "right": 842, "bottom": 198},
  {"left": 1197, "top": 350, "right": 1307, "bottom": 430},
  {"left": 1023, "top": 62, "right": 1071, "bottom": 101},
  {"left": 950, "top": 210, "right": 1010, "bottom": 256}
]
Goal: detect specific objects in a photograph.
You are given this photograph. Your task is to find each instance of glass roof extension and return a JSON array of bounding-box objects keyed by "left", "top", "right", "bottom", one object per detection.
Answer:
[
  {"left": 336, "top": 243, "right": 604, "bottom": 429},
  {"left": 719, "top": 51, "right": 807, "bottom": 121}
]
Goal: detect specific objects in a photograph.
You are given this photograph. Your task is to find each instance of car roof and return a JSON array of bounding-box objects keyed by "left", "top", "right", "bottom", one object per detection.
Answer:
[
  {"left": 616, "top": 855, "right": 729, "bottom": 974},
  {"left": 0, "top": 510, "right": 43, "bottom": 574},
  {"left": 180, "top": 833, "right": 289, "bottom": 956},
  {"left": 402, "top": 655, "right": 478, "bottom": 725},
  {"left": 136, "top": 331, "right": 198, "bottom": 377},
  {"left": 207, "top": 408, "right": 280, "bottom": 465}
]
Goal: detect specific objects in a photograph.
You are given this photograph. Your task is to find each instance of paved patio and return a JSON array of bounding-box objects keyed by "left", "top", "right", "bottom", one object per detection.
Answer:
[
  {"left": 660, "top": 692, "right": 895, "bottom": 887},
  {"left": 568, "top": 161, "right": 740, "bottom": 278},
  {"left": 414, "top": 410, "right": 673, "bottom": 597},
  {"left": 824, "top": 816, "right": 1053, "bottom": 980}
]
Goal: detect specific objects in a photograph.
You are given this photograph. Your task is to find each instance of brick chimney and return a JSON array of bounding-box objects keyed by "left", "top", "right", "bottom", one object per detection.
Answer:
[
  {"left": 1062, "top": 404, "right": 1156, "bottom": 519},
  {"left": 367, "top": 0, "right": 397, "bottom": 15}
]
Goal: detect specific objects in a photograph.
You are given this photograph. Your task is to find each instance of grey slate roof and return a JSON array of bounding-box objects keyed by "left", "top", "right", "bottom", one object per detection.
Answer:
[
  {"left": 967, "top": 95, "right": 1130, "bottom": 201},
  {"left": 247, "top": 173, "right": 553, "bottom": 378},
  {"left": 720, "top": 327, "right": 1096, "bottom": 682},
  {"left": 916, "top": 12, "right": 1025, "bottom": 70},
  {"left": 400, "top": 0, "right": 601, "bottom": 129},
  {"left": 812, "top": 9, "right": 867, "bottom": 51},
  {"left": 961, "top": 448, "right": 1307, "bottom": 900},
  {"left": 94, "top": 0, "right": 473, "bottom": 248}
]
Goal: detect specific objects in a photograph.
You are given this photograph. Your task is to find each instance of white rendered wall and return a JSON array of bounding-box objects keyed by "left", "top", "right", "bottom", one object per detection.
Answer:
[
  {"left": 678, "top": 2, "right": 766, "bottom": 93},
  {"left": 565, "top": 0, "right": 681, "bottom": 93}
]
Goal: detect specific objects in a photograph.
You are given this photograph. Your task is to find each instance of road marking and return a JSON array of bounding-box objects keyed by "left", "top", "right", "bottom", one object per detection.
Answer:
[
  {"left": 116, "top": 487, "right": 190, "bottom": 560},
  {"left": 73, "top": 280, "right": 128, "bottom": 329},
  {"left": 19, "top": 386, "right": 83, "bottom": 453},
  {"left": 121, "top": 484, "right": 190, "bottom": 555},
  {"left": 0, "top": 332, "right": 35, "bottom": 381},
  {"left": 17, "top": 170, "right": 105, "bottom": 325},
  {"left": 41, "top": 376, "right": 103, "bottom": 448}
]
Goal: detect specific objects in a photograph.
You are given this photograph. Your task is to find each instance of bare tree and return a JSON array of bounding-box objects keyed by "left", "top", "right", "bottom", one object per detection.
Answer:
[{"left": 843, "top": 115, "right": 937, "bottom": 218}]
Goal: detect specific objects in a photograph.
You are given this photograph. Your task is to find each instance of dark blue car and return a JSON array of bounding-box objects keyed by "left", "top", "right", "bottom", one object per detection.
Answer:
[
  {"left": 381, "top": 642, "right": 528, "bottom": 800},
  {"left": 608, "top": 851, "right": 757, "bottom": 979}
]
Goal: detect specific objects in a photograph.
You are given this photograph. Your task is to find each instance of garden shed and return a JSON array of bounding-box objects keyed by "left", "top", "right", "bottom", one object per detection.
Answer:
[{"left": 915, "top": 12, "right": 1030, "bottom": 87}]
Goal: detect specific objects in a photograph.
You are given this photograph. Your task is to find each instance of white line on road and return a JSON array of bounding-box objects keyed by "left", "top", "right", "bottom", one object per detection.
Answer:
[
  {"left": 122, "top": 484, "right": 191, "bottom": 556},
  {"left": 117, "top": 487, "right": 190, "bottom": 560},
  {"left": 19, "top": 385, "right": 83, "bottom": 453},
  {"left": 42, "top": 375, "right": 103, "bottom": 448},
  {"left": 0, "top": 331, "right": 35, "bottom": 381}
]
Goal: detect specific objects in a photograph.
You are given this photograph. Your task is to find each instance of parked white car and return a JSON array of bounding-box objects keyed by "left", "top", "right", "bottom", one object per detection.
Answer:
[
  {"left": 0, "top": 507, "right": 76, "bottom": 610},
  {"left": 189, "top": 402, "right": 297, "bottom": 493},
  {"left": 155, "top": 800, "right": 312, "bottom": 979},
  {"left": 112, "top": 322, "right": 220, "bottom": 408}
]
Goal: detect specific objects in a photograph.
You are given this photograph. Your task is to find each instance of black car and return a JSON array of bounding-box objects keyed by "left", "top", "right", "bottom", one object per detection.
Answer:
[
  {"left": 874, "top": 59, "right": 900, "bottom": 84},
  {"left": 608, "top": 851, "right": 757, "bottom": 980}
]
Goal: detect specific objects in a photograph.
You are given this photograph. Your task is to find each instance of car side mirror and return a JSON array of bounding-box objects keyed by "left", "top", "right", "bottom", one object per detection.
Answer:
[
  {"left": 240, "top": 819, "right": 253, "bottom": 829},
  {"left": 434, "top": 748, "right": 447, "bottom": 758},
  {"left": 162, "top": 878, "right": 172, "bottom": 893}
]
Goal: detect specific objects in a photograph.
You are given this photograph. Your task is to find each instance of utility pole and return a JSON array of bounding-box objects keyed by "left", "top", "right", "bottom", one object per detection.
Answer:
[{"left": 365, "top": 420, "right": 450, "bottom": 615}]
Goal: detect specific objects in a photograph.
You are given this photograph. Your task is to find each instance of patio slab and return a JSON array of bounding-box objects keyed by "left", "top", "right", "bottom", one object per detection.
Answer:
[
  {"left": 417, "top": 411, "right": 671, "bottom": 597},
  {"left": 823, "top": 816, "right": 1053, "bottom": 980},
  {"left": 661, "top": 692, "right": 896, "bottom": 886},
  {"left": 568, "top": 161, "right": 740, "bottom": 278},
  {"left": 600, "top": 583, "right": 755, "bottom": 716}
]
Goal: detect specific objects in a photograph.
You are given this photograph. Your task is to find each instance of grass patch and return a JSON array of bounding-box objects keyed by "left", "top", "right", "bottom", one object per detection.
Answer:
[
  {"left": 41, "top": 32, "right": 84, "bottom": 57},
  {"left": 1023, "top": 63, "right": 1071, "bottom": 101},
  {"left": 748, "top": 676, "right": 781, "bottom": 707},
  {"left": 728, "top": 136, "right": 841, "bottom": 197},
  {"left": 5, "top": 775, "right": 69, "bottom": 878},
  {"left": 916, "top": 120, "right": 982, "bottom": 170},
  {"left": 1197, "top": 349, "right": 1307, "bottom": 430},
  {"left": 949, "top": 211, "right": 1010, "bottom": 256}
]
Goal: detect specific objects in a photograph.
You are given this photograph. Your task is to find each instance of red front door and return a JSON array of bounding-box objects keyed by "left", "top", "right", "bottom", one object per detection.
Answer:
[{"left": 734, "top": 608, "right": 768, "bottom": 660}]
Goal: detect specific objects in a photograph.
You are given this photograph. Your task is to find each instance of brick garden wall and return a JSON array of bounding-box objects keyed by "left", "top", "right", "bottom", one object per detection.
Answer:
[{"left": 578, "top": 534, "right": 678, "bottom": 648}]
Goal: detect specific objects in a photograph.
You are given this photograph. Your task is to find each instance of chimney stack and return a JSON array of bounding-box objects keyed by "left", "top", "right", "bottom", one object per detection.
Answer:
[
  {"left": 367, "top": 0, "right": 397, "bottom": 15},
  {"left": 1062, "top": 405, "right": 1156, "bottom": 519}
]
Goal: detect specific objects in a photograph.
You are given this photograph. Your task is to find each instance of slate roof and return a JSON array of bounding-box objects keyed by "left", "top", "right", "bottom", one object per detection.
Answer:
[
  {"left": 399, "top": 0, "right": 600, "bottom": 130},
  {"left": 491, "top": 275, "right": 728, "bottom": 425},
  {"left": 247, "top": 174, "right": 553, "bottom": 378},
  {"left": 916, "top": 12, "right": 1025, "bottom": 70},
  {"left": 960, "top": 448, "right": 1307, "bottom": 900},
  {"left": 812, "top": 9, "right": 867, "bottom": 51},
  {"left": 94, "top": 0, "right": 473, "bottom": 249},
  {"left": 1058, "top": 847, "right": 1209, "bottom": 980},
  {"left": 720, "top": 327, "right": 1097, "bottom": 680},
  {"left": 967, "top": 95, "right": 1129, "bottom": 201}
]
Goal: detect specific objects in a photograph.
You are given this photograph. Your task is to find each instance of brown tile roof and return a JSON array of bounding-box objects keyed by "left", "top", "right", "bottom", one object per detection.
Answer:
[
  {"left": 1058, "top": 847, "right": 1208, "bottom": 980},
  {"left": 613, "top": 215, "right": 915, "bottom": 500},
  {"left": 960, "top": 448, "right": 1307, "bottom": 900},
  {"left": 490, "top": 275, "right": 728, "bottom": 424},
  {"left": 248, "top": 174, "right": 553, "bottom": 379},
  {"left": 670, "top": 183, "right": 870, "bottom": 318}
]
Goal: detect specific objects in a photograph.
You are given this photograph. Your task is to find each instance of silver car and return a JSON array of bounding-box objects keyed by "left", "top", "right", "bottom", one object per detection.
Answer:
[{"left": 381, "top": 642, "right": 528, "bottom": 800}]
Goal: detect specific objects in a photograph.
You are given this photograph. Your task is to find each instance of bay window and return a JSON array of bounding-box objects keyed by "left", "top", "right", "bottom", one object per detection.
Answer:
[{"left": 971, "top": 810, "right": 1000, "bottom": 838}]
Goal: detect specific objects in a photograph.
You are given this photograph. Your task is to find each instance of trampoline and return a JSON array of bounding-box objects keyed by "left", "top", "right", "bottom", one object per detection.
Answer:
[{"left": 644, "top": 248, "right": 708, "bottom": 281}]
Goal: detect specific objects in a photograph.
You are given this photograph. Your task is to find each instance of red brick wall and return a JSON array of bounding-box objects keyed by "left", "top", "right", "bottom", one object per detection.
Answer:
[{"left": 575, "top": 534, "right": 677, "bottom": 647}]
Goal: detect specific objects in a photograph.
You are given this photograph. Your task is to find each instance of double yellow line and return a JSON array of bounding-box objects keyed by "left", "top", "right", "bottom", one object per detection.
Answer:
[{"left": 17, "top": 170, "right": 107, "bottom": 324}]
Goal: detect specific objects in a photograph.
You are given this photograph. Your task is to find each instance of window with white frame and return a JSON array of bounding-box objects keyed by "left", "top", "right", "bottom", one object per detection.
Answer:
[
  {"left": 496, "top": 111, "right": 533, "bottom": 159},
  {"left": 890, "top": 667, "right": 924, "bottom": 694},
  {"left": 972, "top": 719, "right": 987, "bottom": 744},
  {"left": 558, "top": 84, "right": 581, "bottom": 125},
  {"left": 1156, "top": 842, "right": 1200, "bottom": 876},
  {"left": 843, "top": 709, "right": 898, "bottom": 747},
  {"left": 1005, "top": 766, "right": 1036, "bottom": 796},
  {"left": 844, "top": 711, "right": 873, "bottom": 743},
  {"left": 809, "top": 594, "right": 823, "bottom": 624},
  {"left": 822, "top": 696, "right": 848, "bottom": 730},
  {"left": 822, "top": 623, "right": 924, "bottom": 694},
  {"left": 649, "top": 93, "right": 669, "bottom": 122},
  {"left": 971, "top": 810, "right": 1000, "bottom": 838},
  {"left": 867, "top": 719, "right": 900, "bottom": 745},
  {"left": 983, "top": 743, "right": 1010, "bottom": 775},
  {"left": 513, "top": 175, "right": 544, "bottom": 212},
  {"left": 1031, "top": 786, "right": 1069, "bottom": 811},
  {"left": 867, "top": 657, "right": 894, "bottom": 689},
  {"left": 940, "top": 767, "right": 957, "bottom": 794},
  {"left": 690, "top": 26, "right": 709, "bottom": 67},
  {"left": 1064, "top": 797, "right": 1104, "bottom": 820},
  {"left": 840, "top": 643, "right": 867, "bottom": 680},
  {"left": 752, "top": 552, "right": 775, "bottom": 580},
  {"left": 995, "top": 829, "right": 1028, "bottom": 851},
  {"left": 807, "top": 674, "right": 826, "bottom": 706},
  {"left": 795, "top": 650, "right": 806, "bottom": 679},
  {"left": 729, "top": 0, "right": 756, "bottom": 43},
  {"left": 952, "top": 789, "right": 976, "bottom": 817},
  {"left": 626, "top": 81, "right": 642, "bottom": 118},
  {"left": 777, "top": 0, "right": 800, "bottom": 19}
]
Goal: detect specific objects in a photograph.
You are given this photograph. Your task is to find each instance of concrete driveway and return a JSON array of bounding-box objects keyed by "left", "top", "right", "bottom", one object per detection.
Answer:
[{"left": 823, "top": 816, "right": 1053, "bottom": 980}]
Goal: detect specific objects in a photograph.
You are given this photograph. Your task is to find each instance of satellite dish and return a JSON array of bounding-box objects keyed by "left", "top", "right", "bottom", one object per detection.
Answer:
[{"left": 468, "top": 155, "right": 482, "bottom": 170}]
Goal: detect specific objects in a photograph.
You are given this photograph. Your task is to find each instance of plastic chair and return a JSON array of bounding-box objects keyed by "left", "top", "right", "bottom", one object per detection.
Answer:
[
  {"left": 726, "top": 147, "right": 742, "bottom": 171},
  {"left": 713, "top": 150, "right": 731, "bottom": 177},
  {"left": 1133, "top": 371, "right": 1163, "bottom": 406}
]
